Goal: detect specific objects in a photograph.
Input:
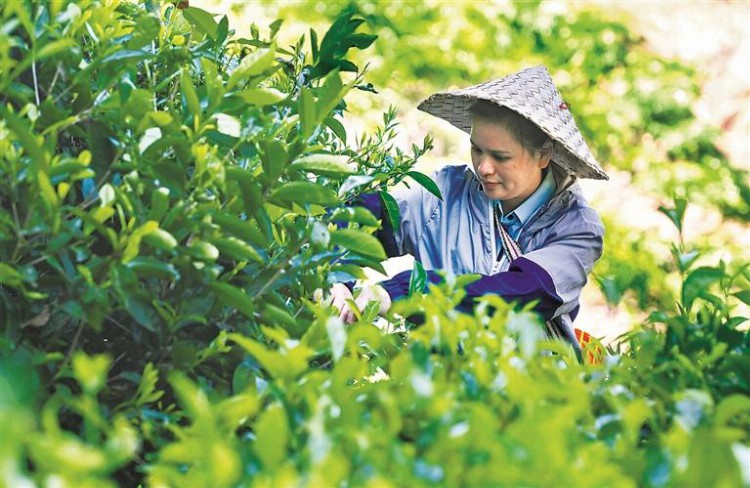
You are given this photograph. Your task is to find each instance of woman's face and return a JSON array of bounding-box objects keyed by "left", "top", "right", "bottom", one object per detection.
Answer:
[{"left": 470, "top": 117, "right": 551, "bottom": 211}]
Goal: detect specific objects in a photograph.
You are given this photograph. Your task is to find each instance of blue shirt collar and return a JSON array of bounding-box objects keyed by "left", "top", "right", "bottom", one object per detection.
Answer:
[{"left": 497, "top": 167, "right": 557, "bottom": 225}]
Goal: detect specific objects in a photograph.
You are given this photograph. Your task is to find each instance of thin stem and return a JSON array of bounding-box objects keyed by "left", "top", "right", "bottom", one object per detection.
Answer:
[
  {"left": 53, "top": 320, "right": 85, "bottom": 381},
  {"left": 31, "top": 60, "right": 40, "bottom": 105},
  {"left": 48, "top": 63, "right": 62, "bottom": 97}
]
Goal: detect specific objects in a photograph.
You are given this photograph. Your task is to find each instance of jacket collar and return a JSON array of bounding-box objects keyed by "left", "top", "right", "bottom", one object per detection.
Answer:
[{"left": 468, "top": 162, "right": 577, "bottom": 229}]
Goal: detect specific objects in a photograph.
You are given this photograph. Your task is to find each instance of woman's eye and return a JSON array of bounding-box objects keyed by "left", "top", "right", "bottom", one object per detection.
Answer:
[{"left": 471, "top": 146, "right": 481, "bottom": 154}]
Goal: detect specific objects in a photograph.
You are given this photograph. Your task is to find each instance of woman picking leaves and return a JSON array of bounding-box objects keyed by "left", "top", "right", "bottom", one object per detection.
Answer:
[{"left": 330, "top": 66, "right": 608, "bottom": 357}]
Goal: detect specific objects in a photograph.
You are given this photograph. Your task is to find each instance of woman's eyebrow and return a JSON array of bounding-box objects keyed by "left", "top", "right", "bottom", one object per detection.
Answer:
[{"left": 470, "top": 139, "right": 511, "bottom": 156}]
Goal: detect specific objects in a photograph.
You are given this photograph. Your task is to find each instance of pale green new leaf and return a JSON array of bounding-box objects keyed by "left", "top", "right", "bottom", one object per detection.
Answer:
[
  {"left": 290, "top": 154, "right": 356, "bottom": 176},
  {"left": 269, "top": 182, "right": 339, "bottom": 207},
  {"left": 226, "top": 46, "right": 276, "bottom": 91}
]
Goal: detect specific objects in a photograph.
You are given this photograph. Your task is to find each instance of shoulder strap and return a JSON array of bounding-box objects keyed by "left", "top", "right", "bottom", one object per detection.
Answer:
[{"left": 494, "top": 208, "right": 522, "bottom": 262}]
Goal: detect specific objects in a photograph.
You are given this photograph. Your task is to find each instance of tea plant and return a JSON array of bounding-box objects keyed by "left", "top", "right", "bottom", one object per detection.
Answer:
[{"left": 1, "top": 2, "right": 748, "bottom": 487}]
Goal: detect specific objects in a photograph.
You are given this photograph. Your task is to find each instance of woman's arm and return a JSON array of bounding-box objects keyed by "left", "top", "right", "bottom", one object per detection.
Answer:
[{"left": 378, "top": 211, "right": 604, "bottom": 321}]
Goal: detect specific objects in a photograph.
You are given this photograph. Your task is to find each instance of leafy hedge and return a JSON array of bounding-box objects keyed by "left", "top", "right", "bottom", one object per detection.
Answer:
[
  {"left": 1, "top": 2, "right": 749, "bottom": 487},
  {"left": 267, "top": 0, "right": 750, "bottom": 314}
]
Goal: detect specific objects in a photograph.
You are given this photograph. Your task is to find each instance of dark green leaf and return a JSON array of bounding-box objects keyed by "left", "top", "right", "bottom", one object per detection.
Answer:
[
  {"left": 101, "top": 49, "right": 152, "bottom": 65},
  {"left": 682, "top": 266, "right": 725, "bottom": 312},
  {"left": 126, "top": 257, "right": 180, "bottom": 281},
  {"left": 407, "top": 171, "right": 442, "bottom": 200},
  {"left": 658, "top": 197, "right": 687, "bottom": 233},
  {"left": 733, "top": 290, "right": 750, "bottom": 306},
  {"left": 380, "top": 190, "right": 401, "bottom": 231},
  {"left": 330, "top": 229, "right": 386, "bottom": 261},
  {"left": 209, "top": 282, "right": 254, "bottom": 318},
  {"left": 409, "top": 260, "right": 427, "bottom": 296},
  {"left": 212, "top": 236, "right": 263, "bottom": 263}
]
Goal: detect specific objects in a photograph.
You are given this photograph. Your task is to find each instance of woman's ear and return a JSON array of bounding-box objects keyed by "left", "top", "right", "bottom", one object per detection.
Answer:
[{"left": 537, "top": 140, "right": 553, "bottom": 168}]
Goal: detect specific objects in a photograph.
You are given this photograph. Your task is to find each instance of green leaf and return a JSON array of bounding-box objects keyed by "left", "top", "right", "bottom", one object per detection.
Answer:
[
  {"left": 299, "top": 87, "right": 316, "bottom": 139},
  {"left": 380, "top": 190, "right": 401, "bottom": 231},
  {"left": 37, "top": 171, "right": 59, "bottom": 209},
  {"left": 111, "top": 266, "right": 158, "bottom": 331},
  {"left": 227, "top": 167, "right": 263, "bottom": 215},
  {"left": 228, "top": 334, "right": 287, "bottom": 379},
  {"left": 122, "top": 221, "right": 159, "bottom": 263},
  {"left": 168, "top": 371, "right": 211, "bottom": 421},
  {"left": 260, "top": 304, "right": 305, "bottom": 338},
  {"left": 326, "top": 317, "right": 347, "bottom": 361},
  {"left": 254, "top": 404, "right": 289, "bottom": 470},
  {"left": 0, "top": 263, "right": 24, "bottom": 289},
  {"left": 132, "top": 362, "right": 164, "bottom": 407},
  {"left": 182, "top": 7, "right": 219, "bottom": 39},
  {"left": 407, "top": 171, "right": 442, "bottom": 200},
  {"left": 658, "top": 197, "right": 687, "bottom": 233},
  {"left": 209, "top": 282, "right": 255, "bottom": 318},
  {"left": 715, "top": 394, "right": 750, "bottom": 427},
  {"left": 269, "top": 182, "right": 339, "bottom": 208},
  {"left": 186, "top": 240, "right": 220, "bottom": 262},
  {"left": 408, "top": 260, "right": 427, "bottom": 296},
  {"left": 72, "top": 352, "right": 111, "bottom": 395},
  {"left": 290, "top": 154, "right": 355, "bottom": 176},
  {"left": 212, "top": 236, "right": 263, "bottom": 263},
  {"left": 180, "top": 69, "right": 201, "bottom": 117},
  {"left": 324, "top": 115, "right": 347, "bottom": 143},
  {"left": 330, "top": 229, "right": 386, "bottom": 261},
  {"left": 213, "top": 212, "right": 254, "bottom": 242},
  {"left": 227, "top": 46, "right": 276, "bottom": 91},
  {"left": 101, "top": 49, "right": 151, "bottom": 65},
  {"left": 1, "top": 107, "right": 49, "bottom": 172},
  {"left": 338, "top": 175, "right": 374, "bottom": 196},
  {"left": 142, "top": 228, "right": 178, "bottom": 251},
  {"left": 259, "top": 140, "right": 289, "bottom": 183},
  {"left": 733, "top": 290, "right": 750, "bottom": 306},
  {"left": 682, "top": 266, "right": 725, "bottom": 311},
  {"left": 332, "top": 206, "right": 379, "bottom": 227},
  {"left": 236, "top": 87, "right": 286, "bottom": 106},
  {"left": 126, "top": 257, "right": 180, "bottom": 281}
]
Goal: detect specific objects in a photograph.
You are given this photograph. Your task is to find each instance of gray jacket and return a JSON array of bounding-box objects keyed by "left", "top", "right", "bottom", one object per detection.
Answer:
[{"left": 373, "top": 163, "right": 604, "bottom": 337}]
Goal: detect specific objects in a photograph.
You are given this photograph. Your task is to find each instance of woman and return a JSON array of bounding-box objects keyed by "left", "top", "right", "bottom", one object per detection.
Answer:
[{"left": 330, "top": 65, "right": 607, "bottom": 352}]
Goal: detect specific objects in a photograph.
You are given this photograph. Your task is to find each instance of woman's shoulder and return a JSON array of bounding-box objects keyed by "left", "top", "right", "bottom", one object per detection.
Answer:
[
  {"left": 430, "top": 163, "right": 479, "bottom": 192},
  {"left": 533, "top": 183, "right": 603, "bottom": 236}
]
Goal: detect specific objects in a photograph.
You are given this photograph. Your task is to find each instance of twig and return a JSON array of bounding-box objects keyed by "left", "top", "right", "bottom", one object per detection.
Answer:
[
  {"left": 31, "top": 60, "right": 40, "bottom": 105},
  {"left": 53, "top": 319, "right": 85, "bottom": 381},
  {"left": 47, "top": 63, "right": 62, "bottom": 96}
]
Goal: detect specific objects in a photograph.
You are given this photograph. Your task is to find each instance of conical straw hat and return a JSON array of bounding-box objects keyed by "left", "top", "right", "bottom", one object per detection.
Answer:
[{"left": 417, "top": 65, "right": 608, "bottom": 180}]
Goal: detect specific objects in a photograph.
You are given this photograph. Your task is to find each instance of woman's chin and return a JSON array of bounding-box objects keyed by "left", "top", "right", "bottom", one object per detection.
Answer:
[{"left": 482, "top": 187, "right": 506, "bottom": 200}]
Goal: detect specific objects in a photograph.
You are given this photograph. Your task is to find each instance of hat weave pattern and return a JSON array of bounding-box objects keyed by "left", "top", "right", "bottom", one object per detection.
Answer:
[{"left": 417, "top": 65, "right": 608, "bottom": 180}]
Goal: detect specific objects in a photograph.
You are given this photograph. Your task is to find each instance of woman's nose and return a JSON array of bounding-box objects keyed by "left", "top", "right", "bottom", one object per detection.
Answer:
[{"left": 477, "top": 155, "right": 494, "bottom": 176}]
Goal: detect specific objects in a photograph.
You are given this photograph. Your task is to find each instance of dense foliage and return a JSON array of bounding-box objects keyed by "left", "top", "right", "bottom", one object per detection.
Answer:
[
  {"left": 264, "top": 0, "right": 750, "bottom": 314},
  {"left": 1, "top": 2, "right": 749, "bottom": 487}
]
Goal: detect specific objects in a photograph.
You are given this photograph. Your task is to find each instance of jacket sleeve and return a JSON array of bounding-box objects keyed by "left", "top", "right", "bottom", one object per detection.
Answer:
[
  {"left": 379, "top": 205, "right": 604, "bottom": 321},
  {"left": 357, "top": 172, "right": 443, "bottom": 259}
]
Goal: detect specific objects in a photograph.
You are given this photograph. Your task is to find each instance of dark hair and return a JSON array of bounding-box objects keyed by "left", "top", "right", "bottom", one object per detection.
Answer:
[{"left": 469, "top": 100, "right": 551, "bottom": 155}]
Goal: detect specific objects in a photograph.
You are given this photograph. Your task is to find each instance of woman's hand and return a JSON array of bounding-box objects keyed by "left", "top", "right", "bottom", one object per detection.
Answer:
[{"left": 323, "top": 282, "right": 392, "bottom": 324}]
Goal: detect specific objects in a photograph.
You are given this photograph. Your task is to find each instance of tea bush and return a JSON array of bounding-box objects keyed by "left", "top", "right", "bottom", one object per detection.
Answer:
[
  {"left": 1, "top": 2, "right": 749, "bottom": 486},
  {"left": 265, "top": 0, "right": 750, "bottom": 312}
]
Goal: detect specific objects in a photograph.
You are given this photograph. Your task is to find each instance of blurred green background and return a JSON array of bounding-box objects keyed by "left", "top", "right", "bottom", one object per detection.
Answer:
[{"left": 210, "top": 0, "right": 750, "bottom": 341}]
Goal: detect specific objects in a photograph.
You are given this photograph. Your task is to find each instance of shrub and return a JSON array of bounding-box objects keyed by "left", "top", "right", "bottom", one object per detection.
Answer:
[{"left": 1, "top": 2, "right": 748, "bottom": 486}]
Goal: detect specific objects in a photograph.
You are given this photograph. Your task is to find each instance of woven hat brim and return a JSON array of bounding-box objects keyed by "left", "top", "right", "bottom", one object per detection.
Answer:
[{"left": 417, "top": 66, "right": 608, "bottom": 180}]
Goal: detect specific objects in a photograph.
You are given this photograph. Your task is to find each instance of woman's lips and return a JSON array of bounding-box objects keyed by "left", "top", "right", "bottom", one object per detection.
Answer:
[{"left": 482, "top": 181, "right": 501, "bottom": 190}]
